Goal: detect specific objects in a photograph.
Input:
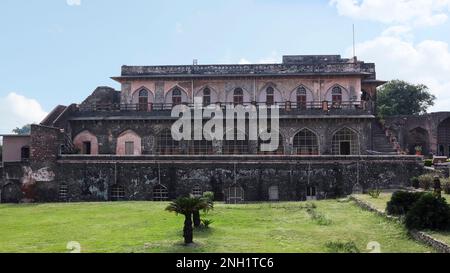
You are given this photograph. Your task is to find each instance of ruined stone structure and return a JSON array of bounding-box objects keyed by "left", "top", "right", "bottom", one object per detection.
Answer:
[
  {"left": 0, "top": 55, "right": 424, "bottom": 203},
  {"left": 383, "top": 112, "right": 450, "bottom": 157}
]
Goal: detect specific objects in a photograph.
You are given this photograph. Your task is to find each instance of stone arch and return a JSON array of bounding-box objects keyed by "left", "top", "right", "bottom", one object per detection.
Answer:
[
  {"left": 331, "top": 127, "right": 360, "bottom": 155},
  {"left": 164, "top": 85, "right": 189, "bottom": 105},
  {"left": 258, "top": 83, "right": 283, "bottom": 104},
  {"left": 153, "top": 184, "right": 169, "bottom": 201},
  {"left": 224, "top": 184, "right": 245, "bottom": 204},
  {"left": 194, "top": 85, "right": 219, "bottom": 105},
  {"left": 324, "top": 84, "right": 350, "bottom": 102},
  {"left": 408, "top": 127, "right": 430, "bottom": 155},
  {"left": 289, "top": 84, "right": 315, "bottom": 105},
  {"left": 73, "top": 130, "right": 99, "bottom": 155},
  {"left": 131, "top": 86, "right": 155, "bottom": 105},
  {"left": 225, "top": 87, "right": 252, "bottom": 103},
  {"left": 292, "top": 128, "right": 320, "bottom": 155},
  {"left": 116, "top": 129, "right": 142, "bottom": 155}
]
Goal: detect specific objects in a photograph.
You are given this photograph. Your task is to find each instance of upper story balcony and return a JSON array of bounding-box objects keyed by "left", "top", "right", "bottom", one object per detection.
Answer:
[{"left": 72, "top": 100, "right": 374, "bottom": 120}]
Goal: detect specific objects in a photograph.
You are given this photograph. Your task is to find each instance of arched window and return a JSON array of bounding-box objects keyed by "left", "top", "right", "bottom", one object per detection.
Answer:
[
  {"left": 21, "top": 146, "right": 30, "bottom": 161},
  {"left": 116, "top": 130, "right": 141, "bottom": 156},
  {"left": 153, "top": 184, "right": 169, "bottom": 201},
  {"left": 297, "top": 87, "right": 307, "bottom": 109},
  {"left": 172, "top": 88, "right": 182, "bottom": 106},
  {"left": 203, "top": 88, "right": 211, "bottom": 106},
  {"left": 191, "top": 184, "right": 203, "bottom": 198},
  {"left": 223, "top": 130, "right": 249, "bottom": 155},
  {"left": 225, "top": 185, "right": 244, "bottom": 204},
  {"left": 293, "top": 129, "right": 319, "bottom": 155},
  {"left": 332, "top": 86, "right": 343, "bottom": 106},
  {"left": 110, "top": 184, "right": 125, "bottom": 201},
  {"left": 138, "top": 89, "right": 149, "bottom": 111},
  {"left": 233, "top": 88, "right": 244, "bottom": 105},
  {"left": 157, "top": 129, "right": 180, "bottom": 155},
  {"left": 332, "top": 128, "right": 360, "bottom": 155},
  {"left": 268, "top": 185, "right": 279, "bottom": 201},
  {"left": 73, "top": 130, "right": 99, "bottom": 155},
  {"left": 266, "top": 87, "right": 274, "bottom": 106},
  {"left": 258, "top": 133, "right": 284, "bottom": 155}
]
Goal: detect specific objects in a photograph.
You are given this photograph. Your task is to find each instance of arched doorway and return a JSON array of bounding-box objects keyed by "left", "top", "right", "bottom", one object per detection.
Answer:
[
  {"left": 225, "top": 185, "right": 244, "bottom": 204},
  {"left": 438, "top": 118, "right": 450, "bottom": 157},
  {"left": 408, "top": 127, "right": 430, "bottom": 155}
]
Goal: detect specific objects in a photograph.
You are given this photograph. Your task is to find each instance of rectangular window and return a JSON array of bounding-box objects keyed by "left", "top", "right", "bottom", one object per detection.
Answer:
[
  {"left": 82, "top": 142, "right": 91, "bottom": 155},
  {"left": 125, "top": 141, "right": 134, "bottom": 155},
  {"left": 340, "top": 141, "right": 351, "bottom": 155}
]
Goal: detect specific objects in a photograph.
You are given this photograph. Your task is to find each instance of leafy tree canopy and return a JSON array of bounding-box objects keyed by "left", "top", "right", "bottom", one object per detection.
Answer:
[
  {"left": 377, "top": 80, "right": 436, "bottom": 118},
  {"left": 12, "top": 124, "right": 31, "bottom": 135}
]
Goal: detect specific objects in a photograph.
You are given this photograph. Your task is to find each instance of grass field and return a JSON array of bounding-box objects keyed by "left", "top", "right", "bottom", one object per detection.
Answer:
[
  {"left": 0, "top": 200, "right": 433, "bottom": 253},
  {"left": 354, "top": 193, "right": 450, "bottom": 246}
]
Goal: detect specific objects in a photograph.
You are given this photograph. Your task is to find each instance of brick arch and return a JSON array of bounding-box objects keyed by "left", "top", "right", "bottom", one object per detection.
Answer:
[
  {"left": 292, "top": 128, "right": 320, "bottom": 155},
  {"left": 116, "top": 129, "right": 142, "bottom": 155},
  {"left": 73, "top": 130, "right": 99, "bottom": 155}
]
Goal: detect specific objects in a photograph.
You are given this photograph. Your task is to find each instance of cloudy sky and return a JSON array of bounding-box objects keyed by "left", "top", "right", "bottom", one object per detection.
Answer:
[{"left": 1, "top": 0, "right": 450, "bottom": 134}]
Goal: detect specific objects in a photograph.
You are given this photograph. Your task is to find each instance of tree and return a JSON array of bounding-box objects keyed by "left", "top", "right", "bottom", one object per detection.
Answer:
[
  {"left": 193, "top": 194, "right": 214, "bottom": 228},
  {"left": 376, "top": 80, "right": 436, "bottom": 118},
  {"left": 166, "top": 197, "right": 212, "bottom": 244},
  {"left": 12, "top": 124, "right": 31, "bottom": 135}
]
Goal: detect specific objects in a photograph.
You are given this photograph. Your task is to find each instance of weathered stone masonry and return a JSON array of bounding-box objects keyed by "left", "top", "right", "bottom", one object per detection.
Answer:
[{"left": 0, "top": 55, "right": 426, "bottom": 203}]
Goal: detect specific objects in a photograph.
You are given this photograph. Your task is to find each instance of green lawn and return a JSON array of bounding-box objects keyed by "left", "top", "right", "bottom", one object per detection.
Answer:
[
  {"left": 0, "top": 200, "right": 433, "bottom": 253},
  {"left": 354, "top": 193, "right": 450, "bottom": 246}
]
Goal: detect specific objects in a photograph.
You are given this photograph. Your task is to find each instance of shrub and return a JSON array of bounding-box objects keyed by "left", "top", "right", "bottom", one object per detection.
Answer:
[
  {"left": 386, "top": 191, "right": 425, "bottom": 216},
  {"left": 200, "top": 218, "right": 214, "bottom": 229},
  {"left": 442, "top": 178, "right": 450, "bottom": 195},
  {"left": 405, "top": 193, "right": 450, "bottom": 230},
  {"left": 411, "top": 177, "right": 420, "bottom": 189},
  {"left": 424, "top": 159, "right": 433, "bottom": 167},
  {"left": 306, "top": 206, "right": 332, "bottom": 226},
  {"left": 202, "top": 191, "right": 214, "bottom": 203},
  {"left": 368, "top": 188, "right": 381, "bottom": 199},
  {"left": 325, "top": 241, "right": 360, "bottom": 253},
  {"left": 418, "top": 174, "right": 434, "bottom": 190}
]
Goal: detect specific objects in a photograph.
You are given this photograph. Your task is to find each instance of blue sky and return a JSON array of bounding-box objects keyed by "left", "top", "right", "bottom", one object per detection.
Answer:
[{"left": 1, "top": 0, "right": 450, "bottom": 134}]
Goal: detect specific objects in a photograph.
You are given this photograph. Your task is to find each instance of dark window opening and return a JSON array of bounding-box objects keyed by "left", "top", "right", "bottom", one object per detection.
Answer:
[
  {"left": 340, "top": 141, "right": 351, "bottom": 155},
  {"left": 203, "top": 88, "right": 211, "bottom": 106},
  {"left": 21, "top": 146, "right": 30, "bottom": 161},
  {"left": 332, "top": 86, "right": 342, "bottom": 107},
  {"left": 233, "top": 88, "right": 244, "bottom": 105},
  {"left": 172, "top": 88, "right": 182, "bottom": 106},
  {"left": 307, "top": 186, "right": 317, "bottom": 199},
  {"left": 82, "top": 141, "right": 91, "bottom": 155},
  {"left": 266, "top": 87, "right": 274, "bottom": 106},
  {"left": 138, "top": 89, "right": 150, "bottom": 111},
  {"left": 297, "top": 87, "right": 307, "bottom": 109},
  {"left": 110, "top": 185, "right": 125, "bottom": 201}
]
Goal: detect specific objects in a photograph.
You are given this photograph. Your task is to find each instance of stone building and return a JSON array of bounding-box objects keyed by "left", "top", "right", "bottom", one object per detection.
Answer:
[{"left": 0, "top": 55, "right": 423, "bottom": 203}]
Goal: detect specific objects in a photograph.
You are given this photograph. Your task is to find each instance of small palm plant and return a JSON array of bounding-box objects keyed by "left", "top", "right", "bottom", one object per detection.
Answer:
[{"left": 166, "top": 196, "right": 212, "bottom": 244}]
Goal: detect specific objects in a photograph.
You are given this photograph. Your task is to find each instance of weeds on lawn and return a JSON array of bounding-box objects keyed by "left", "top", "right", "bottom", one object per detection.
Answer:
[
  {"left": 325, "top": 241, "right": 360, "bottom": 253},
  {"left": 305, "top": 203, "right": 332, "bottom": 226}
]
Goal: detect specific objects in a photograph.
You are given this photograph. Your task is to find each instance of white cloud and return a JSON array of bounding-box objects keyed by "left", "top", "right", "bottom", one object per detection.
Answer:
[
  {"left": 66, "top": 0, "right": 81, "bottom": 6},
  {"left": 330, "top": 0, "right": 450, "bottom": 26},
  {"left": 238, "top": 58, "right": 251, "bottom": 64},
  {"left": 0, "top": 93, "right": 48, "bottom": 134},
  {"left": 351, "top": 33, "right": 450, "bottom": 111}
]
